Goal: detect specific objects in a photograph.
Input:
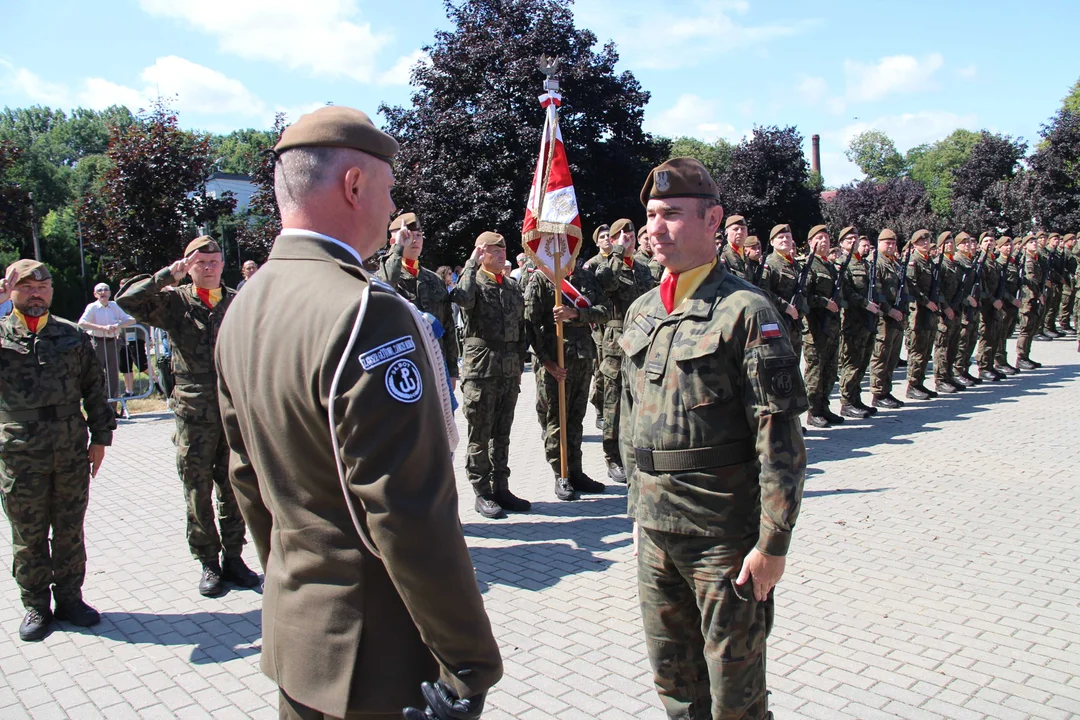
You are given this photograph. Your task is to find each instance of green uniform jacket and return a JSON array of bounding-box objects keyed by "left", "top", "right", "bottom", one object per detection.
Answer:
[
  {"left": 762, "top": 253, "right": 810, "bottom": 321},
  {"left": 376, "top": 244, "right": 459, "bottom": 377},
  {"left": 720, "top": 245, "right": 750, "bottom": 280},
  {"left": 999, "top": 254, "right": 1022, "bottom": 301},
  {"left": 594, "top": 246, "right": 656, "bottom": 377},
  {"left": 841, "top": 254, "right": 880, "bottom": 331},
  {"left": 116, "top": 270, "right": 235, "bottom": 421},
  {"left": 1021, "top": 252, "right": 1045, "bottom": 310},
  {"left": 938, "top": 255, "right": 965, "bottom": 312},
  {"left": 804, "top": 254, "right": 844, "bottom": 336},
  {"left": 619, "top": 263, "right": 808, "bottom": 555},
  {"left": 215, "top": 233, "right": 501, "bottom": 717},
  {"left": 0, "top": 315, "right": 115, "bottom": 490},
  {"left": 875, "top": 256, "right": 904, "bottom": 325},
  {"left": 633, "top": 250, "right": 664, "bottom": 284},
  {"left": 906, "top": 253, "right": 943, "bottom": 311},
  {"left": 450, "top": 259, "right": 526, "bottom": 380},
  {"left": 524, "top": 269, "right": 610, "bottom": 365}
]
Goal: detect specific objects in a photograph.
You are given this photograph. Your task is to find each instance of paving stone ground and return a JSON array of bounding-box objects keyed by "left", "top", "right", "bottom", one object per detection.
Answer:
[{"left": 1, "top": 337, "right": 1078, "bottom": 720}]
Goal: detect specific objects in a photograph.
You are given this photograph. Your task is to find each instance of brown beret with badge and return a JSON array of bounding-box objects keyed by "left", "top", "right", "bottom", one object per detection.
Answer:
[
  {"left": 769, "top": 224, "right": 791, "bottom": 241},
  {"left": 1064, "top": 233, "right": 1076, "bottom": 242},
  {"left": 274, "top": 106, "right": 400, "bottom": 163},
  {"left": 389, "top": 212, "right": 420, "bottom": 232},
  {"left": 837, "top": 226, "right": 858, "bottom": 243},
  {"left": 978, "top": 231, "right": 994, "bottom": 242},
  {"left": 725, "top": 214, "right": 747, "bottom": 229},
  {"left": 954, "top": 231, "right": 973, "bottom": 245},
  {"left": 185, "top": 236, "right": 222, "bottom": 257},
  {"left": 936, "top": 231, "right": 954, "bottom": 250},
  {"left": 637, "top": 226, "right": 648, "bottom": 239},
  {"left": 903, "top": 229, "right": 931, "bottom": 252},
  {"left": 878, "top": 229, "right": 897, "bottom": 242},
  {"left": 592, "top": 224, "right": 610, "bottom": 243},
  {"left": 995, "top": 235, "right": 1013, "bottom": 249},
  {"left": 640, "top": 157, "right": 720, "bottom": 207},
  {"left": 610, "top": 218, "right": 635, "bottom": 237},
  {"left": 743, "top": 235, "right": 760, "bottom": 248},
  {"left": 475, "top": 231, "right": 505, "bottom": 248},
  {"left": 6, "top": 259, "right": 52, "bottom": 283},
  {"left": 807, "top": 224, "right": 828, "bottom": 240}
]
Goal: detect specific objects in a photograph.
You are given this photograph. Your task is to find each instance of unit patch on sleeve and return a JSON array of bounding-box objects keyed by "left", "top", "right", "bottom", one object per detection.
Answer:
[
  {"left": 385, "top": 358, "right": 423, "bottom": 403},
  {"left": 760, "top": 322, "right": 783, "bottom": 339},
  {"left": 359, "top": 336, "right": 416, "bottom": 371}
]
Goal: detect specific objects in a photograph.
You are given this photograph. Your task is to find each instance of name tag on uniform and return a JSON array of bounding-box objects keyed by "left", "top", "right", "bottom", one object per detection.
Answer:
[{"left": 359, "top": 336, "right": 416, "bottom": 370}]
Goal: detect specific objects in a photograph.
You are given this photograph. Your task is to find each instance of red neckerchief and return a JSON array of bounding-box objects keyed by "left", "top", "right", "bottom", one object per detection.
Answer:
[
  {"left": 660, "top": 272, "right": 678, "bottom": 314},
  {"left": 624, "top": 255, "right": 634, "bottom": 269},
  {"left": 196, "top": 288, "right": 214, "bottom": 308},
  {"left": 25, "top": 315, "right": 42, "bottom": 333},
  {"left": 403, "top": 258, "right": 420, "bottom": 277}
]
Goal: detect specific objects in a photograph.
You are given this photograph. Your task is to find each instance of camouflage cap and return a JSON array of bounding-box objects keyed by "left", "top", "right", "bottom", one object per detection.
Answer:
[
  {"left": 808, "top": 224, "right": 828, "bottom": 240},
  {"left": 389, "top": 212, "right": 420, "bottom": 232},
  {"left": 995, "top": 235, "right": 1013, "bottom": 249},
  {"left": 725, "top": 214, "right": 747, "bottom": 229},
  {"left": 274, "top": 106, "right": 399, "bottom": 164},
  {"left": 475, "top": 231, "right": 505, "bottom": 248},
  {"left": 837, "top": 226, "right": 858, "bottom": 242},
  {"left": 639, "top": 157, "right": 720, "bottom": 207},
  {"left": 743, "top": 235, "right": 760, "bottom": 248},
  {"left": 7, "top": 258, "right": 51, "bottom": 283},
  {"left": 936, "top": 231, "right": 954, "bottom": 250},
  {"left": 610, "top": 218, "right": 635, "bottom": 237},
  {"left": 769, "top": 224, "right": 792, "bottom": 241},
  {"left": 878, "top": 229, "right": 897, "bottom": 242},
  {"left": 592, "top": 224, "right": 610, "bottom": 243},
  {"left": 185, "top": 236, "right": 222, "bottom": 257}
]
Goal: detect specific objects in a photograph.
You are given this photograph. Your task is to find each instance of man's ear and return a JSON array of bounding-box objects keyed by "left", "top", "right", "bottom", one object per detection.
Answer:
[{"left": 344, "top": 166, "right": 364, "bottom": 211}]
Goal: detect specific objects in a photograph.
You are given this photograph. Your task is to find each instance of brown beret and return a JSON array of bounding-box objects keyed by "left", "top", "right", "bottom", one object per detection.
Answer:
[
  {"left": 640, "top": 157, "right": 720, "bottom": 207},
  {"left": 637, "top": 226, "right": 648, "bottom": 239},
  {"left": 274, "top": 106, "right": 399, "bottom": 164},
  {"left": 6, "top": 259, "right": 51, "bottom": 283},
  {"left": 807, "top": 224, "right": 828, "bottom": 240},
  {"left": 725, "top": 215, "right": 746, "bottom": 229},
  {"left": 954, "top": 231, "right": 973, "bottom": 244},
  {"left": 936, "top": 231, "right": 954, "bottom": 250},
  {"left": 1048, "top": 232, "right": 1060, "bottom": 240},
  {"left": 769, "top": 224, "right": 791, "bottom": 241},
  {"left": 743, "top": 235, "right": 760, "bottom": 248},
  {"left": 995, "top": 236, "right": 1013, "bottom": 249},
  {"left": 389, "top": 212, "right": 420, "bottom": 232},
  {"left": 476, "top": 231, "right": 505, "bottom": 248},
  {"left": 185, "top": 236, "right": 222, "bottom": 257},
  {"left": 592, "top": 224, "right": 610, "bottom": 243},
  {"left": 878, "top": 229, "right": 897, "bottom": 242},
  {"left": 610, "top": 219, "right": 635, "bottom": 237},
  {"left": 978, "top": 231, "right": 994, "bottom": 242},
  {"left": 1023, "top": 233, "right": 1036, "bottom": 243},
  {"left": 911, "top": 229, "right": 931, "bottom": 243},
  {"left": 1036, "top": 230, "right": 1048, "bottom": 238},
  {"left": 1064, "top": 233, "right": 1076, "bottom": 242},
  {"left": 837, "top": 226, "right": 857, "bottom": 243}
]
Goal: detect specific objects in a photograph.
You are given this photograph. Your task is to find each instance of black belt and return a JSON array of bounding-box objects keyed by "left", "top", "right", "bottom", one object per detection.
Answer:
[
  {"left": 0, "top": 402, "right": 82, "bottom": 423},
  {"left": 634, "top": 439, "right": 758, "bottom": 473},
  {"left": 174, "top": 372, "right": 216, "bottom": 385},
  {"left": 463, "top": 338, "right": 527, "bottom": 353}
]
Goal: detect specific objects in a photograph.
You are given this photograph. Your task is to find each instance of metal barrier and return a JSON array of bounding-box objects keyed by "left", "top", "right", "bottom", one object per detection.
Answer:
[{"left": 94, "top": 324, "right": 167, "bottom": 419}]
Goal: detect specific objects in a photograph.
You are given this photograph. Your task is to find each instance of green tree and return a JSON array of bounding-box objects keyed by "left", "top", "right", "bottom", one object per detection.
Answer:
[
  {"left": 210, "top": 128, "right": 279, "bottom": 175},
  {"left": 905, "top": 129, "right": 981, "bottom": 217},
  {"left": 669, "top": 136, "right": 733, "bottom": 181},
  {"left": 949, "top": 132, "right": 1027, "bottom": 231},
  {"left": 380, "top": 0, "right": 668, "bottom": 266},
  {"left": 234, "top": 113, "right": 286, "bottom": 261},
  {"left": 845, "top": 130, "right": 906, "bottom": 182},
  {"left": 1063, "top": 76, "right": 1080, "bottom": 115},
  {"left": 822, "top": 178, "right": 940, "bottom": 243},
  {"left": 1029, "top": 109, "right": 1080, "bottom": 230}
]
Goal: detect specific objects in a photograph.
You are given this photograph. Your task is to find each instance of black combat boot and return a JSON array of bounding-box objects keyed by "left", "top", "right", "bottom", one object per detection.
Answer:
[
  {"left": 962, "top": 371, "right": 982, "bottom": 385},
  {"left": 806, "top": 413, "right": 829, "bottom": 428},
  {"left": 54, "top": 597, "right": 101, "bottom": 627},
  {"left": 906, "top": 383, "right": 931, "bottom": 400},
  {"left": 951, "top": 374, "right": 973, "bottom": 387},
  {"left": 199, "top": 560, "right": 225, "bottom": 597},
  {"left": 1017, "top": 358, "right": 1039, "bottom": 370},
  {"left": 979, "top": 369, "right": 1000, "bottom": 382},
  {"left": 570, "top": 471, "right": 605, "bottom": 494},
  {"left": 872, "top": 394, "right": 902, "bottom": 409},
  {"left": 896, "top": 357, "right": 908, "bottom": 368},
  {"left": 474, "top": 494, "right": 505, "bottom": 519},
  {"left": 840, "top": 404, "right": 870, "bottom": 419},
  {"left": 854, "top": 399, "right": 878, "bottom": 415},
  {"left": 18, "top": 607, "right": 53, "bottom": 642},
  {"left": 606, "top": 461, "right": 627, "bottom": 484},
  {"left": 492, "top": 480, "right": 532, "bottom": 512},
  {"left": 821, "top": 406, "right": 845, "bottom": 424},
  {"left": 554, "top": 477, "right": 578, "bottom": 501},
  {"left": 222, "top": 556, "right": 261, "bottom": 588}
]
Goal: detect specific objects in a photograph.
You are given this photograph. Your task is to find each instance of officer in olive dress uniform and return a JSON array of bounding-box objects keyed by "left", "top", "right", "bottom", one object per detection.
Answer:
[
  {"left": 622, "top": 157, "right": 807, "bottom": 720},
  {"left": 214, "top": 106, "right": 502, "bottom": 720}
]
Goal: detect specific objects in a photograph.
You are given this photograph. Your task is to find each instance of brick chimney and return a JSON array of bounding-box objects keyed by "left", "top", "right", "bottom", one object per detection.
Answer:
[{"left": 811, "top": 134, "right": 821, "bottom": 177}]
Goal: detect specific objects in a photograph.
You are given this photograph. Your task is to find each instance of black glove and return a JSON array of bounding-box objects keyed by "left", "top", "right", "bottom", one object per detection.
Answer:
[{"left": 402, "top": 681, "right": 485, "bottom": 720}]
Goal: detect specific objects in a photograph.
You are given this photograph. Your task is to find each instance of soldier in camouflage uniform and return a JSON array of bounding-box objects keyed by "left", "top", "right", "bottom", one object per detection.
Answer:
[
  {"left": 1061, "top": 233, "right": 1078, "bottom": 332},
  {"left": 905, "top": 229, "right": 943, "bottom": 400},
  {"left": 975, "top": 235, "right": 1009, "bottom": 381},
  {"left": 743, "top": 235, "right": 763, "bottom": 286},
  {"left": 583, "top": 225, "right": 612, "bottom": 428},
  {"left": 869, "top": 230, "right": 909, "bottom": 409},
  {"left": 594, "top": 219, "right": 655, "bottom": 484},
  {"left": 994, "top": 238, "right": 1024, "bottom": 374},
  {"left": 952, "top": 233, "right": 993, "bottom": 385},
  {"left": 624, "top": 158, "right": 806, "bottom": 720},
  {"left": 636, "top": 226, "right": 664, "bottom": 285},
  {"left": 0, "top": 260, "right": 115, "bottom": 641},
  {"left": 1042, "top": 233, "right": 1065, "bottom": 337},
  {"left": 451, "top": 232, "right": 528, "bottom": 519},
  {"left": 837, "top": 233, "right": 882, "bottom": 417},
  {"left": 525, "top": 258, "right": 610, "bottom": 500},
  {"left": 719, "top": 214, "right": 751, "bottom": 279},
  {"left": 117, "top": 237, "right": 259, "bottom": 597},
  {"left": 376, "top": 212, "right": 459, "bottom": 386},
  {"left": 932, "top": 232, "right": 969, "bottom": 394},
  {"left": 803, "top": 226, "right": 846, "bottom": 428},
  {"left": 760, "top": 224, "right": 808, "bottom": 361},
  {"left": 1015, "top": 234, "right": 1046, "bottom": 369}
]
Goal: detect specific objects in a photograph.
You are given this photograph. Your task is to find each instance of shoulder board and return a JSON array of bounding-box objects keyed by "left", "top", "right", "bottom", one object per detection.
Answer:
[{"left": 369, "top": 276, "right": 394, "bottom": 293}]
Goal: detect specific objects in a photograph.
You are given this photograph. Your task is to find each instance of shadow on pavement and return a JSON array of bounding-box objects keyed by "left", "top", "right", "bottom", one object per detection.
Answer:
[{"left": 68, "top": 608, "right": 262, "bottom": 664}]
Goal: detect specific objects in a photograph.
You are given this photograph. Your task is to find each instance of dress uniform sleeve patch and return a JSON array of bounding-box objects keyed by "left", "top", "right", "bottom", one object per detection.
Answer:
[
  {"left": 359, "top": 336, "right": 416, "bottom": 370},
  {"left": 385, "top": 358, "right": 423, "bottom": 403}
]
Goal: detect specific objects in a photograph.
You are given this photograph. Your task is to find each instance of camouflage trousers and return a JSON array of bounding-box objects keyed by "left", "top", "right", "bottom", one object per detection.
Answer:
[
  {"left": 838, "top": 324, "right": 875, "bottom": 406},
  {"left": 534, "top": 354, "right": 591, "bottom": 477},
  {"left": 1062, "top": 283, "right": 1077, "bottom": 328},
  {"left": 868, "top": 319, "right": 904, "bottom": 398},
  {"left": 174, "top": 415, "right": 246, "bottom": 563},
  {"left": 954, "top": 310, "right": 980, "bottom": 378},
  {"left": 1043, "top": 283, "right": 1063, "bottom": 331},
  {"left": 801, "top": 325, "right": 840, "bottom": 414},
  {"left": 0, "top": 418, "right": 91, "bottom": 610},
  {"left": 905, "top": 308, "right": 937, "bottom": 386},
  {"left": 995, "top": 306, "right": 1021, "bottom": 366},
  {"left": 976, "top": 307, "right": 1002, "bottom": 373},
  {"left": 1015, "top": 306, "right": 1041, "bottom": 361},
  {"left": 600, "top": 353, "right": 623, "bottom": 465},
  {"left": 638, "top": 528, "right": 773, "bottom": 720},
  {"left": 932, "top": 313, "right": 963, "bottom": 385},
  {"left": 590, "top": 359, "right": 605, "bottom": 417},
  {"left": 461, "top": 375, "right": 522, "bottom": 496}
]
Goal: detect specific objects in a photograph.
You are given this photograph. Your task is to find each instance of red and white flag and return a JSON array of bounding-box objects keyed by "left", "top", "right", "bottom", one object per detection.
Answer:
[{"left": 522, "top": 90, "right": 582, "bottom": 280}]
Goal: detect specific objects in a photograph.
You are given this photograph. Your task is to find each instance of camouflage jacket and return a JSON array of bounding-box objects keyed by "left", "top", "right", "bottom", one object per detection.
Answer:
[
  {"left": 1064, "top": 249, "right": 1078, "bottom": 286},
  {"left": 980, "top": 256, "right": 1001, "bottom": 309},
  {"left": 804, "top": 254, "right": 844, "bottom": 336},
  {"left": 761, "top": 253, "right": 810, "bottom": 331},
  {"left": 906, "top": 252, "right": 943, "bottom": 310},
  {"left": 633, "top": 251, "right": 664, "bottom": 284},
  {"left": 594, "top": 245, "right": 656, "bottom": 371},
  {"left": 524, "top": 269, "right": 610, "bottom": 366},
  {"left": 876, "top": 255, "right": 905, "bottom": 326},
  {"left": 376, "top": 244, "right": 459, "bottom": 377},
  {"left": 450, "top": 259, "right": 525, "bottom": 381},
  {"left": 841, "top": 254, "right": 880, "bottom": 332},
  {"left": 1020, "top": 252, "right": 1045, "bottom": 310},
  {"left": 619, "top": 263, "right": 808, "bottom": 553},
  {"left": 117, "top": 269, "right": 236, "bottom": 421},
  {"left": 938, "top": 255, "right": 965, "bottom": 312},
  {"left": 0, "top": 314, "right": 115, "bottom": 484},
  {"left": 998, "top": 255, "right": 1022, "bottom": 303},
  {"left": 720, "top": 245, "right": 751, "bottom": 281}
]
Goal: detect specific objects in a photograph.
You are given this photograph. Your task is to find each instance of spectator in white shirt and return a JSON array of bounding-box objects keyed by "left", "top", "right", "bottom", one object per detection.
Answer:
[{"left": 79, "top": 283, "right": 136, "bottom": 403}]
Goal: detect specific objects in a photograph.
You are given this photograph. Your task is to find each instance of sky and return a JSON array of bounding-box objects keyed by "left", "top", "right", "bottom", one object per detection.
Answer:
[{"left": 2, "top": 0, "right": 1078, "bottom": 186}]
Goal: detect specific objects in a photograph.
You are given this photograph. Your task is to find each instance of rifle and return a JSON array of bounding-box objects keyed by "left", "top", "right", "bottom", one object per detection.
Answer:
[
  {"left": 787, "top": 254, "right": 813, "bottom": 328},
  {"left": 865, "top": 244, "right": 879, "bottom": 331},
  {"left": 752, "top": 248, "right": 769, "bottom": 286},
  {"left": 895, "top": 245, "right": 914, "bottom": 308},
  {"left": 949, "top": 250, "right": 983, "bottom": 315},
  {"left": 831, "top": 248, "right": 854, "bottom": 310},
  {"left": 919, "top": 248, "right": 946, "bottom": 329},
  {"left": 992, "top": 250, "right": 1008, "bottom": 303}
]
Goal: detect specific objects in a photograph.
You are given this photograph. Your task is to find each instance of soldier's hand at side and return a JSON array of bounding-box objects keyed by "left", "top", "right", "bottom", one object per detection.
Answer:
[
  {"left": 1013, "top": 298, "right": 1022, "bottom": 308},
  {"left": 88, "top": 444, "right": 106, "bottom": 479},
  {"left": 867, "top": 301, "right": 880, "bottom": 315},
  {"left": 888, "top": 308, "right": 903, "bottom": 322},
  {"left": 450, "top": 377, "right": 458, "bottom": 393},
  {"left": 543, "top": 360, "right": 567, "bottom": 382},
  {"left": 927, "top": 301, "right": 939, "bottom": 312},
  {"left": 736, "top": 548, "right": 786, "bottom": 601},
  {"left": 993, "top": 299, "right": 1003, "bottom": 310},
  {"left": 826, "top": 299, "right": 839, "bottom": 313},
  {"left": 784, "top": 303, "right": 799, "bottom": 320},
  {"left": 553, "top": 305, "right": 578, "bottom": 322},
  {"left": 967, "top": 296, "right": 977, "bottom": 308},
  {"left": 944, "top": 307, "right": 955, "bottom": 320}
]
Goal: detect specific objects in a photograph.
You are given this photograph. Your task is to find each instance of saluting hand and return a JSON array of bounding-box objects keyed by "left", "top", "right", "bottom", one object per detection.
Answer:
[
  {"left": 169, "top": 255, "right": 196, "bottom": 282},
  {"left": 0, "top": 265, "right": 19, "bottom": 300}
]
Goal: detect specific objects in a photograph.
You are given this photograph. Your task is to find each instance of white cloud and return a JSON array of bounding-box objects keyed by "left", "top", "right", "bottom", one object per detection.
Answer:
[
  {"left": 138, "top": 0, "right": 392, "bottom": 83},
  {"left": 843, "top": 53, "right": 944, "bottom": 103},
  {"left": 77, "top": 77, "right": 148, "bottom": 111},
  {"left": 957, "top": 64, "right": 978, "bottom": 80},
  {"left": 644, "top": 94, "right": 745, "bottom": 142},
  {"left": 0, "top": 60, "right": 69, "bottom": 105},
  {"left": 575, "top": 0, "right": 818, "bottom": 70},
  {"left": 377, "top": 50, "right": 429, "bottom": 87},
  {"left": 140, "top": 56, "right": 266, "bottom": 116}
]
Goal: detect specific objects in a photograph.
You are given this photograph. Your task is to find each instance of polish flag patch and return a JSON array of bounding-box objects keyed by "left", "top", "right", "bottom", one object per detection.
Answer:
[{"left": 761, "top": 322, "right": 783, "bottom": 339}]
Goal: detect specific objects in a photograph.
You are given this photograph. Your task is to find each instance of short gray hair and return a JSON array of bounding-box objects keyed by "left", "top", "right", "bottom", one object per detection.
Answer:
[
  {"left": 94, "top": 282, "right": 110, "bottom": 293},
  {"left": 274, "top": 147, "right": 364, "bottom": 215}
]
